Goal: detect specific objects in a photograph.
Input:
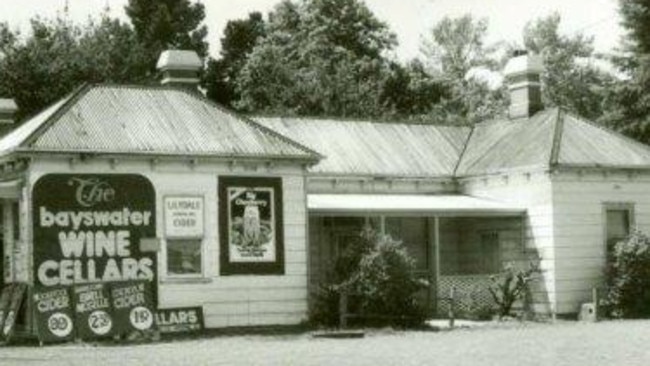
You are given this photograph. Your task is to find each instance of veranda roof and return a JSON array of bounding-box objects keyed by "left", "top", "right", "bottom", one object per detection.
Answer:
[{"left": 307, "top": 194, "right": 525, "bottom": 216}]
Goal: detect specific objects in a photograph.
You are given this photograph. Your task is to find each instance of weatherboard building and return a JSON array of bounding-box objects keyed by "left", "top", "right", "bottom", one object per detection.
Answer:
[{"left": 0, "top": 50, "right": 649, "bottom": 338}]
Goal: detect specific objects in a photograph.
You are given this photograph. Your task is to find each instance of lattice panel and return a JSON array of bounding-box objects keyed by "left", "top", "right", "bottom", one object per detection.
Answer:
[{"left": 437, "top": 275, "right": 495, "bottom": 316}]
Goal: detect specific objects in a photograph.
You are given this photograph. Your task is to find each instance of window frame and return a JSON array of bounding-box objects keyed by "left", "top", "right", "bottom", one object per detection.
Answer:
[
  {"left": 602, "top": 202, "right": 635, "bottom": 256},
  {"left": 162, "top": 194, "right": 207, "bottom": 280}
]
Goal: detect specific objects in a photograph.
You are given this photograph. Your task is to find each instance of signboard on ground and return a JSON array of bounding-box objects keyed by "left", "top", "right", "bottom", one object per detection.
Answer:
[
  {"left": 155, "top": 307, "right": 204, "bottom": 334},
  {"left": 33, "top": 286, "right": 74, "bottom": 343},
  {"left": 111, "top": 281, "right": 155, "bottom": 334},
  {"left": 74, "top": 283, "right": 113, "bottom": 339},
  {"left": 0, "top": 284, "right": 14, "bottom": 341},
  {"left": 1, "top": 283, "right": 26, "bottom": 342}
]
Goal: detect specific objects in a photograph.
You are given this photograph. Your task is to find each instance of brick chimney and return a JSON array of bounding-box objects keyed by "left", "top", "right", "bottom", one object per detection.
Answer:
[
  {"left": 0, "top": 98, "right": 17, "bottom": 124},
  {"left": 156, "top": 50, "right": 202, "bottom": 89},
  {"left": 504, "top": 50, "right": 544, "bottom": 119}
]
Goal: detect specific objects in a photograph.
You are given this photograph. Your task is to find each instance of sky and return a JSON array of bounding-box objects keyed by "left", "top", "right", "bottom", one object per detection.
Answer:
[{"left": 0, "top": 0, "right": 624, "bottom": 61}]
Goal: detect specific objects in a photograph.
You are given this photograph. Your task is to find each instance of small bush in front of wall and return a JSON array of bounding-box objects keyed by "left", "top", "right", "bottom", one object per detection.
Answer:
[
  {"left": 487, "top": 262, "right": 540, "bottom": 319},
  {"left": 604, "top": 231, "right": 650, "bottom": 318},
  {"left": 310, "top": 227, "right": 429, "bottom": 328}
]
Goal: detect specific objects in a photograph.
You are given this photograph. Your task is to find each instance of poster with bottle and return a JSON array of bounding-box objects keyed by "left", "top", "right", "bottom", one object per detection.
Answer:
[{"left": 219, "top": 177, "right": 284, "bottom": 275}]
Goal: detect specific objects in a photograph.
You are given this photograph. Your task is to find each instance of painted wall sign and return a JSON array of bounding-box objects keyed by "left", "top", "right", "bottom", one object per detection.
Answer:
[
  {"left": 32, "top": 174, "right": 156, "bottom": 288},
  {"left": 155, "top": 307, "right": 204, "bottom": 333},
  {"left": 33, "top": 286, "right": 74, "bottom": 343},
  {"left": 219, "top": 177, "right": 284, "bottom": 275},
  {"left": 164, "top": 196, "right": 204, "bottom": 238}
]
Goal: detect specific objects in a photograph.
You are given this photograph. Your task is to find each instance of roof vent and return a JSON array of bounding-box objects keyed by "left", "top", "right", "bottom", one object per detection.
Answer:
[
  {"left": 156, "top": 50, "right": 203, "bottom": 89},
  {"left": 0, "top": 98, "right": 18, "bottom": 124},
  {"left": 504, "top": 50, "right": 544, "bottom": 119}
]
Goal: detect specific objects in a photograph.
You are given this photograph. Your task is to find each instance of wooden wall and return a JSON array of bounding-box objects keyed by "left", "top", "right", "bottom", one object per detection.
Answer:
[
  {"left": 28, "top": 157, "right": 309, "bottom": 328},
  {"left": 551, "top": 170, "right": 650, "bottom": 314},
  {"left": 460, "top": 172, "right": 554, "bottom": 314}
]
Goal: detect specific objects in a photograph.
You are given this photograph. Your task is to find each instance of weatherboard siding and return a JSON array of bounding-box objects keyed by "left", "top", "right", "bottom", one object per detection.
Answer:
[
  {"left": 460, "top": 172, "right": 555, "bottom": 314},
  {"left": 551, "top": 170, "right": 650, "bottom": 314},
  {"left": 27, "top": 157, "right": 309, "bottom": 328}
]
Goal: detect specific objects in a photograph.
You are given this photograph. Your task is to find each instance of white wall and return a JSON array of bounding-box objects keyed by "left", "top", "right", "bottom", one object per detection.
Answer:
[
  {"left": 551, "top": 170, "right": 650, "bottom": 314},
  {"left": 460, "top": 171, "right": 555, "bottom": 314},
  {"left": 27, "top": 156, "right": 309, "bottom": 328}
]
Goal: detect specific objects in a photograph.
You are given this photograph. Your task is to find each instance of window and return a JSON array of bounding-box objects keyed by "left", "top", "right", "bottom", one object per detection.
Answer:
[
  {"left": 385, "top": 217, "right": 429, "bottom": 270},
  {"left": 163, "top": 196, "right": 205, "bottom": 278},
  {"left": 479, "top": 231, "right": 501, "bottom": 274},
  {"left": 605, "top": 203, "right": 634, "bottom": 253},
  {"left": 166, "top": 239, "right": 202, "bottom": 275}
]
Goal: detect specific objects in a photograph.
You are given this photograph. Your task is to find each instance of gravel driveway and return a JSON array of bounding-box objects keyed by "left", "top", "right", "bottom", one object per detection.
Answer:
[{"left": 2, "top": 320, "right": 649, "bottom": 366}]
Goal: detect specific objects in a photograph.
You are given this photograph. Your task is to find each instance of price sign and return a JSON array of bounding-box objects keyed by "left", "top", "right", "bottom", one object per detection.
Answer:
[
  {"left": 155, "top": 307, "right": 204, "bottom": 334},
  {"left": 74, "top": 283, "right": 113, "bottom": 339},
  {"left": 111, "top": 281, "right": 155, "bottom": 335},
  {"left": 164, "top": 196, "right": 204, "bottom": 238},
  {"left": 33, "top": 286, "right": 75, "bottom": 343}
]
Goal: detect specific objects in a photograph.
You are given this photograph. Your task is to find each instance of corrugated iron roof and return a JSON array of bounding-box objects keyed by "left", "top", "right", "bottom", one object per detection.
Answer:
[
  {"left": 254, "top": 117, "right": 471, "bottom": 177},
  {"left": 1, "top": 84, "right": 318, "bottom": 161},
  {"left": 0, "top": 96, "right": 72, "bottom": 154},
  {"left": 256, "top": 108, "right": 650, "bottom": 179},
  {"left": 455, "top": 109, "right": 558, "bottom": 176},
  {"left": 456, "top": 108, "right": 650, "bottom": 176},
  {"left": 558, "top": 113, "right": 650, "bottom": 168},
  {"left": 2, "top": 84, "right": 649, "bottom": 176}
]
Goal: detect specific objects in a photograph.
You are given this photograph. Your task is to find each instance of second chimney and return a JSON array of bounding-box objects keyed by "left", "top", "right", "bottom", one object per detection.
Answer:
[
  {"left": 156, "top": 50, "right": 203, "bottom": 89},
  {"left": 0, "top": 98, "right": 17, "bottom": 124},
  {"left": 504, "top": 50, "right": 544, "bottom": 119}
]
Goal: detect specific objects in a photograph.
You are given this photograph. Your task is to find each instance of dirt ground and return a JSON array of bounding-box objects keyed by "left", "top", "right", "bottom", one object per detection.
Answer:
[{"left": 2, "top": 320, "right": 649, "bottom": 366}]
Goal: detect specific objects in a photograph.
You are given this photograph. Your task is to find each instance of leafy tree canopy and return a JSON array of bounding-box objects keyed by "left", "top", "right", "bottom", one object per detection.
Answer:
[
  {"left": 419, "top": 14, "right": 506, "bottom": 124},
  {"left": 125, "top": 0, "right": 208, "bottom": 71},
  {"left": 597, "top": 0, "right": 650, "bottom": 144},
  {"left": 235, "top": 0, "right": 431, "bottom": 118},
  {"left": 523, "top": 12, "right": 614, "bottom": 121},
  {"left": 204, "top": 12, "right": 266, "bottom": 108},
  {"left": 0, "top": 15, "right": 148, "bottom": 121}
]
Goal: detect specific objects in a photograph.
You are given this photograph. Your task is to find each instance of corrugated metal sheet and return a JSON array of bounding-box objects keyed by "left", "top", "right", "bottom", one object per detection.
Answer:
[
  {"left": 3, "top": 83, "right": 650, "bottom": 176},
  {"left": 254, "top": 117, "right": 471, "bottom": 177},
  {"left": 0, "top": 96, "right": 71, "bottom": 154},
  {"left": 558, "top": 113, "right": 650, "bottom": 167},
  {"left": 455, "top": 109, "right": 558, "bottom": 176},
  {"left": 13, "top": 85, "right": 317, "bottom": 160}
]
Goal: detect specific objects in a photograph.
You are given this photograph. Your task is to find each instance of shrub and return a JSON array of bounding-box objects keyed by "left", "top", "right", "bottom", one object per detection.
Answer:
[
  {"left": 310, "top": 227, "right": 428, "bottom": 327},
  {"left": 487, "top": 262, "right": 540, "bottom": 319},
  {"left": 604, "top": 231, "right": 650, "bottom": 318}
]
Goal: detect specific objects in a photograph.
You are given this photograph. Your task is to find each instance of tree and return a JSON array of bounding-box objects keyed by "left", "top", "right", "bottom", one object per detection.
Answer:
[
  {"left": 234, "top": 0, "right": 402, "bottom": 118},
  {"left": 597, "top": 0, "right": 650, "bottom": 144},
  {"left": 125, "top": 0, "right": 208, "bottom": 73},
  {"left": 204, "top": 12, "right": 265, "bottom": 107},
  {"left": 523, "top": 12, "right": 614, "bottom": 121},
  {"left": 0, "top": 15, "right": 149, "bottom": 121},
  {"left": 419, "top": 14, "right": 506, "bottom": 124}
]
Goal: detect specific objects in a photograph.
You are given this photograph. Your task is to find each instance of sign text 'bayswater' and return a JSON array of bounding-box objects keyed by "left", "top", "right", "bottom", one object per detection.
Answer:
[{"left": 33, "top": 174, "right": 156, "bottom": 288}]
